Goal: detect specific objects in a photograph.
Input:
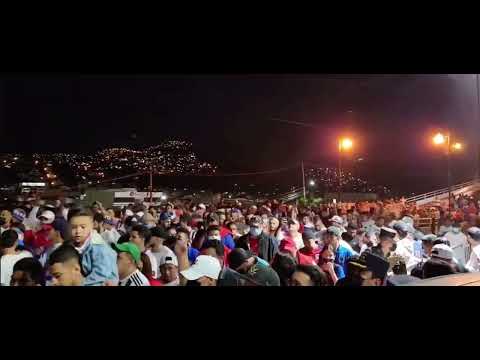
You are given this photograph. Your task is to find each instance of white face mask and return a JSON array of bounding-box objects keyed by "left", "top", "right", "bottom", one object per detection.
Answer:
[
  {"left": 452, "top": 227, "right": 461, "bottom": 234},
  {"left": 249, "top": 227, "right": 262, "bottom": 237},
  {"left": 208, "top": 235, "right": 221, "bottom": 241}
]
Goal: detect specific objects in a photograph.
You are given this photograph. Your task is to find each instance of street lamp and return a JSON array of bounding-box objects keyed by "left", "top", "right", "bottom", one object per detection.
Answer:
[
  {"left": 338, "top": 137, "right": 354, "bottom": 203},
  {"left": 309, "top": 180, "right": 315, "bottom": 186},
  {"left": 432, "top": 132, "right": 463, "bottom": 211}
]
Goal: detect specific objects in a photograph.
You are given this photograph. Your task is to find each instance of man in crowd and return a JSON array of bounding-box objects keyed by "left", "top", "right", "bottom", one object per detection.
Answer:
[
  {"left": 324, "top": 226, "right": 355, "bottom": 276},
  {"left": 236, "top": 216, "right": 278, "bottom": 263},
  {"left": 0, "top": 229, "right": 33, "bottom": 286},
  {"left": 444, "top": 222, "right": 469, "bottom": 266},
  {"left": 180, "top": 255, "right": 222, "bottom": 286},
  {"left": 206, "top": 213, "right": 235, "bottom": 250},
  {"left": 392, "top": 221, "right": 421, "bottom": 273},
  {"left": 113, "top": 242, "right": 150, "bottom": 286},
  {"left": 47, "top": 244, "right": 85, "bottom": 286},
  {"left": 296, "top": 230, "right": 321, "bottom": 266},
  {"left": 129, "top": 224, "right": 158, "bottom": 278},
  {"left": 228, "top": 248, "right": 280, "bottom": 286},
  {"left": 68, "top": 207, "right": 118, "bottom": 286},
  {"left": 102, "top": 217, "right": 121, "bottom": 245},
  {"left": 0, "top": 210, "right": 12, "bottom": 234},
  {"left": 149, "top": 227, "right": 177, "bottom": 270},
  {"left": 158, "top": 256, "right": 180, "bottom": 286},
  {"left": 466, "top": 226, "right": 480, "bottom": 272},
  {"left": 11, "top": 257, "right": 44, "bottom": 286}
]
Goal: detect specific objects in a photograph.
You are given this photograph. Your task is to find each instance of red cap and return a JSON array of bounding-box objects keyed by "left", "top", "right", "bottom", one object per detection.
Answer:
[{"left": 279, "top": 236, "right": 297, "bottom": 257}]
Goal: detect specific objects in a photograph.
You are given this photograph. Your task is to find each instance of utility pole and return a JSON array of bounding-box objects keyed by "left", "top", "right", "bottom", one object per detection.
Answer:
[
  {"left": 149, "top": 166, "right": 153, "bottom": 204},
  {"left": 301, "top": 161, "right": 306, "bottom": 199}
]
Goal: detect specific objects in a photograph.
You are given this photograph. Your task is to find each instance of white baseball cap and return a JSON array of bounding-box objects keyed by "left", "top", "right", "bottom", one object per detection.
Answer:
[
  {"left": 160, "top": 255, "right": 179, "bottom": 267},
  {"left": 39, "top": 210, "right": 55, "bottom": 224},
  {"left": 330, "top": 215, "right": 343, "bottom": 225},
  {"left": 125, "top": 209, "right": 134, "bottom": 217},
  {"left": 198, "top": 203, "right": 206, "bottom": 210},
  {"left": 431, "top": 244, "right": 454, "bottom": 261},
  {"left": 180, "top": 255, "right": 221, "bottom": 281}
]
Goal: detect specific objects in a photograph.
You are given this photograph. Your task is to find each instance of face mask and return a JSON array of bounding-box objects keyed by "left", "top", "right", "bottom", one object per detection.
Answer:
[
  {"left": 249, "top": 227, "right": 262, "bottom": 237},
  {"left": 208, "top": 236, "right": 221, "bottom": 241},
  {"left": 452, "top": 227, "right": 461, "bottom": 234},
  {"left": 145, "top": 224, "right": 155, "bottom": 229}
]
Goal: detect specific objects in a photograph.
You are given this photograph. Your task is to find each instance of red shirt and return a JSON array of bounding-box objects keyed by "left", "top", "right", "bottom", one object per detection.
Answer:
[
  {"left": 296, "top": 247, "right": 320, "bottom": 266},
  {"left": 249, "top": 236, "right": 260, "bottom": 256},
  {"left": 148, "top": 276, "right": 163, "bottom": 286}
]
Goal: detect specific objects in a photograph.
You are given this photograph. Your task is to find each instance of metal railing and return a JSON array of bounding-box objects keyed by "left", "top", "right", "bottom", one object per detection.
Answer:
[{"left": 405, "top": 179, "right": 479, "bottom": 204}]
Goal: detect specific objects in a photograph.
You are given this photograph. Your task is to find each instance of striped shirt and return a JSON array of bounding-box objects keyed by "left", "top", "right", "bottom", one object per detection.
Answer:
[{"left": 119, "top": 270, "right": 150, "bottom": 286}]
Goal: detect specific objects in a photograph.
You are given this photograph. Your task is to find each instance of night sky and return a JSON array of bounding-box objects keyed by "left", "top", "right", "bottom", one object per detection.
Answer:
[{"left": 1, "top": 74, "right": 479, "bottom": 194}]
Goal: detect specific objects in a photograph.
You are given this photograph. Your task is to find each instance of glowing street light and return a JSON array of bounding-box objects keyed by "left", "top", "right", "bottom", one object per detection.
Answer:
[
  {"left": 339, "top": 137, "right": 353, "bottom": 151},
  {"left": 452, "top": 142, "right": 462, "bottom": 151},
  {"left": 338, "top": 137, "right": 354, "bottom": 203},
  {"left": 433, "top": 133, "right": 446, "bottom": 145},
  {"left": 309, "top": 180, "right": 315, "bottom": 186},
  {"left": 432, "top": 131, "right": 464, "bottom": 210}
]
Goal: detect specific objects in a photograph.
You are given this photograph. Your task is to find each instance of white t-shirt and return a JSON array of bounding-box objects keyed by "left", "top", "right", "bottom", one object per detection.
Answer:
[
  {"left": 145, "top": 249, "right": 159, "bottom": 279},
  {"left": 1, "top": 251, "right": 33, "bottom": 286},
  {"left": 466, "top": 244, "right": 480, "bottom": 272},
  {"left": 151, "top": 246, "right": 177, "bottom": 269},
  {"left": 119, "top": 269, "right": 150, "bottom": 286},
  {"left": 445, "top": 231, "right": 469, "bottom": 265},
  {"left": 101, "top": 229, "right": 121, "bottom": 245}
]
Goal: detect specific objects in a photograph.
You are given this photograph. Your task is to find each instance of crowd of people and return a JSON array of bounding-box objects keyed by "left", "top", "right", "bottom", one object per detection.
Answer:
[{"left": 1, "top": 192, "right": 480, "bottom": 286}]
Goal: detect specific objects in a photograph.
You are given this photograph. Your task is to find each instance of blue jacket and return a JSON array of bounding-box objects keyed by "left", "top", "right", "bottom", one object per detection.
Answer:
[
  {"left": 81, "top": 232, "right": 119, "bottom": 286},
  {"left": 222, "top": 234, "right": 235, "bottom": 250},
  {"left": 335, "top": 245, "right": 355, "bottom": 276}
]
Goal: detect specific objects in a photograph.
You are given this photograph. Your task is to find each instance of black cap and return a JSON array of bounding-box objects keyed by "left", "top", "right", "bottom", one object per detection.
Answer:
[
  {"left": 379, "top": 227, "right": 396, "bottom": 240},
  {"left": 228, "top": 248, "right": 254, "bottom": 271},
  {"left": 365, "top": 252, "right": 390, "bottom": 280}
]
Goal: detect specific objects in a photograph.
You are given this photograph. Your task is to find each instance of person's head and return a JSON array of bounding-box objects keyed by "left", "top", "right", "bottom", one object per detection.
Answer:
[
  {"left": 0, "top": 209, "right": 12, "bottom": 228},
  {"left": 228, "top": 248, "right": 256, "bottom": 274},
  {"left": 359, "top": 253, "right": 390, "bottom": 286},
  {"left": 48, "top": 217, "right": 68, "bottom": 244},
  {"left": 11, "top": 257, "right": 44, "bottom": 286},
  {"left": 422, "top": 258, "right": 456, "bottom": 279},
  {"left": 313, "top": 216, "right": 325, "bottom": 231},
  {"left": 0, "top": 229, "right": 18, "bottom": 251},
  {"left": 218, "top": 213, "right": 226, "bottom": 226},
  {"left": 289, "top": 265, "right": 328, "bottom": 286},
  {"left": 319, "top": 244, "right": 335, "bottom": 265},
  {"left": 430, "top": 244, "right": 454, "bottom": 264},
  {"left": 249, "top": 216, "right": 263, "bottom": 237},
  {"left": 48, "top": 244, "right": 84, "bottom": 286},
  {"left": 149, "top": 227, "right": 169, "bottom": 252},
  {"left": 181, "top": 255, "right": 222, "bottom": 286},
  {"left": 421, "top": 234, "right": 437, "bottom": 257},
  {"left": 288, "top": 219, "right": 300, "bottom": 233},
  {"left": 271, "top": 252, "right": 297, "bottom": 286},
  {"left": 392, "top": 221, "right": 409, "bottom": 239},
  {"left": 206, "top": 225, "right": 221, "bottom": 241},
  {"left": 451, "top": 222, "right": 462, "bottom": 234},
  {"left": 12, "top": 208, "right": 26, "bottom": 226},
  {"left": 467, "top": 227, "right": 480, "bottom": 246},
  {"left": 375, "top": 216, "right": 385, "bottom": 227},
  {"left": 200, "top": 239, "right": 225, "bottom": 267},
  {"left": 302, "top": 230, "right": 319, "bottom": 251},
  {"left": 38, "top": 210, "right": 56, "bottom": 225},
  {"left": 113, "top": 242, "right": 141, "bottom": 280},
  {"left": 324, "top": 226, "right": 342, "bottom": 250},
  {"left": 207, "top": 213, "right": 220, "bottom": 227},
  {"left": 269, "top": 217, "right": 280, "bottom": 232},
  {"left": 68, "top": 207, "right": 94, "bottom": 247},
  {"left": 129, "top": 225, "right": 151, "bottom": 252},
  {"left": 176, "top": 227, "right": 191, "bottom": 246},
  {"left": 159, "top": 256, "right": 179, "bottom": 283},
  {"left": 330, "top": 215, "right": 344, "bottom": 229},
  {"left": 378, "top": 227, "right": 396, "bottom": 253},
  {"left": 142, "top": 213, "right": 157, "bottom": 228},
  {"left": 167, "top": 226, "right": 177, "bottom": 237},
  {"left": 159, "top": 212, "right": 172, "bottom": 229},
  {"left": 346, "top": 224, "right": 358, "bottom": 238},
  {"left": 166, "top": 203, "right": 174, "bottom": 213},
  {"left": 93, "top": 212, "right": 105, "bottom": 232},
  {"left": 228, "top": 222, "right": 239, "bottom": 237},
  {"left": 179, "top": 214, "right": 192, "bottom": 231}
]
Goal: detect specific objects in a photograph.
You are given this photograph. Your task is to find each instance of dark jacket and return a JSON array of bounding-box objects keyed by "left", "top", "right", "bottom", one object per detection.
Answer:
[{"left": 236, "top": 232, "right": 278, "bottom": 263}]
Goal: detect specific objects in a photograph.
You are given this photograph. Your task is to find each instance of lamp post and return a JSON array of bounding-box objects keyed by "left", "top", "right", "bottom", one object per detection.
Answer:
[
  {"left": 433, "top": 132, "right": 463, "bottom": 211},
  {"left": 338, "top": 137, "right": 353, "bottom": 204}
]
